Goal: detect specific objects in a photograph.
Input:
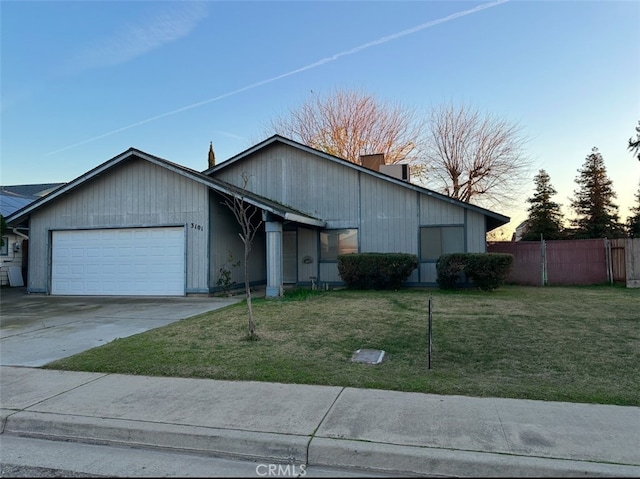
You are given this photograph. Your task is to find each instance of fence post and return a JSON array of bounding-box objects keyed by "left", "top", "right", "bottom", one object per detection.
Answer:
[
  {"left": 605, "top": 238, "right": 613, "bottom": 285},
  {"left": 541, "top": 235, "right": 547, "bottom": 286}
]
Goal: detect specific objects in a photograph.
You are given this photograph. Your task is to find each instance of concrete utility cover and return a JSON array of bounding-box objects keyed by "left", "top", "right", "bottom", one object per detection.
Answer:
[{"left": 351, "top": 349, "right": 385, "bottom": 365}]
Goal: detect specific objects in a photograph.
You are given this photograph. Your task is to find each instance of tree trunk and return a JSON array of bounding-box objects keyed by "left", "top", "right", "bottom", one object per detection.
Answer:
[{"left": 244, "top": 246, "right": 255, "bottom": 339}]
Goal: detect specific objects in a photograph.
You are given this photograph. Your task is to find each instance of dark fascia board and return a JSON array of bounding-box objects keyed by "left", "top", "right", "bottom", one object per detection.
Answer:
[
  {"left": 204, "top": 134, "right": 510, "bottom": 230},
  {"left": 5, "top": 147, "right": 326, "bottom": 228}
]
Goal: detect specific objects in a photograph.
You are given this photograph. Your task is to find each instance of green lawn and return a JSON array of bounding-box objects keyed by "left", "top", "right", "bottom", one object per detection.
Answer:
[{"left": 44, "top": 285, "right": 640, "bottom": 406}]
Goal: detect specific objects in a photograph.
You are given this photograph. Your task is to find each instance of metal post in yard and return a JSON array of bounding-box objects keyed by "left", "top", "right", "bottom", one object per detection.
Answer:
[{"left": 428, "top": 295, "right": 433, "bottom": 369}]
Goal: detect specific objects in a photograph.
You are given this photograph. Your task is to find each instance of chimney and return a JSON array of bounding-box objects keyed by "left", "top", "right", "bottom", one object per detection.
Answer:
[
  {"left": 208, "top": 142, "right": 216, "bottom": 168},
  {"left": 359, "top": 153, "right": 385, "bottom": 171}
]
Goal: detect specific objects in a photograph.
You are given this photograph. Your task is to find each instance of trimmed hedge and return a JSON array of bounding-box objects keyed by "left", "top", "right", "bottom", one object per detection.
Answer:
[
  {"left": 436, "top": 253, "right": 513, "bottom": 291},
  {"left": 337, "top": 253, "right": 418, "bottom": 290}
]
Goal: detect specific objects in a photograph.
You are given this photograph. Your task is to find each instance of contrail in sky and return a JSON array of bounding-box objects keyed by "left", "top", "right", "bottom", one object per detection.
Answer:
[{"left": 46, "top": 0, "right": 509, "bottom": 156}]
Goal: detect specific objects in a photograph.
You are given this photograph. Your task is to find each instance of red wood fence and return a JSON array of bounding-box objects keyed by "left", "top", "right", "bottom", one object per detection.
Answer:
[{"left": 487, "top": 238, "right": 640, "bottom": 287}]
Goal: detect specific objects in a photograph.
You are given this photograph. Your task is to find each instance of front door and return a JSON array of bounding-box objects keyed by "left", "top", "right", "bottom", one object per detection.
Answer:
[{"left": 283, "top": 231, "right": 297, "bottom": 283}]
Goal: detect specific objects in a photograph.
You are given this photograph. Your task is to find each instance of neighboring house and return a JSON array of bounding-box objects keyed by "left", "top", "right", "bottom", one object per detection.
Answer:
[
  {"left": 512, "top": 220, "right": 529, "bottom": 241},
  {"left": 0, "top": 183, "right": 65, "bottom": 286},
  {"left": 6, "top": 135, "right": 509, "bottom": 297}
]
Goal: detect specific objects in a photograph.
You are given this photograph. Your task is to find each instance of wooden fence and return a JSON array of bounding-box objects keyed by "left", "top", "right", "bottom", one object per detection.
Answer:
[{"left": 487, "top": 238, "right": 640, "bottom": 287}]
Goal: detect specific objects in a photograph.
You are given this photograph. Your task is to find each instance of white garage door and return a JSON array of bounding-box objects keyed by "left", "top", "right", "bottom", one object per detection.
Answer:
[{"left": 52, "top": 227, "right": 185, "bottom": 296}]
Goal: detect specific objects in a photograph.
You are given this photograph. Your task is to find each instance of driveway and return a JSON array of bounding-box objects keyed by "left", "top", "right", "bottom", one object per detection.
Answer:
[{"left": 0, "top": 287, "right": 242, "bottom": 367}]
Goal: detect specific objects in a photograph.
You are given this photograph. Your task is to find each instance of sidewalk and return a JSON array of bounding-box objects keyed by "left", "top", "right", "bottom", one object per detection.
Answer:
[{"left": 1, "top": 366, "right": 639, "bottom": 477}]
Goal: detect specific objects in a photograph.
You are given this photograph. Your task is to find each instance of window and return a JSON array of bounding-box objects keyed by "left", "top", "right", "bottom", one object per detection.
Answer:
[
  {"left": 0, "top": 237, "right": 8, "bottom": 256},
  {"left": 320, "top": 229, "right": 358, "bottom": 261},
  {"left": 420, "top": 226, "right": 464, "bottom": 261}
]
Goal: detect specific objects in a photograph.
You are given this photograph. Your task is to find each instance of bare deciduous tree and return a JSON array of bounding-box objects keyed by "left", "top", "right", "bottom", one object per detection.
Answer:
[
  {"left": 221, "top": 172, "right": 263, "bottom": 340},
  {"left": 267, "top": 88, "right": 426, "bottom": 171},
  {"left": 424, "top": 101, "right": 531, "bottom": 208}
]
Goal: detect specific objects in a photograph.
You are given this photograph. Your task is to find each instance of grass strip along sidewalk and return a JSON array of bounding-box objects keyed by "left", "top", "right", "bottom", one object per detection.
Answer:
[{"left": 45, "top": 285, "right": 640, "bottom": 406}]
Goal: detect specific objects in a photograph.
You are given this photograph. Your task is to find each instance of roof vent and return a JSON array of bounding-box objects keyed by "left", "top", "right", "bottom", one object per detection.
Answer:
[{"left": 379, "top": 164, "right": 410, "bottom": 182}]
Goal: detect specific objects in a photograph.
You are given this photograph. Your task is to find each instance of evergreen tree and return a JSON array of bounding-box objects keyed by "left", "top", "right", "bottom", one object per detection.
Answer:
[
  {"left": 570, "top": 147, "right": 624, "bottom": 239},
  {"left": 627, "top": 182, "right": 640, "bottom": 238},
  {"left": 629, "top": 120, "right": 640, "bottom": 161},
  {"left": 522, "top": 169, "right": 564, "bottom": 240}
]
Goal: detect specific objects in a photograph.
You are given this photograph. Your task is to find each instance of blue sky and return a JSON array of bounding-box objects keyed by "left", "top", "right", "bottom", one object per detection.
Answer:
[{"left": 1, "top": 0, "right": 639, "bottom": 236}]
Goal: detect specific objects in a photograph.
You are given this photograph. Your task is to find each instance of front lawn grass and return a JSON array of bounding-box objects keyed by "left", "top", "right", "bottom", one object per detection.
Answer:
[{"left": 44, "top": 285, "right": 640, "bottom": 406}]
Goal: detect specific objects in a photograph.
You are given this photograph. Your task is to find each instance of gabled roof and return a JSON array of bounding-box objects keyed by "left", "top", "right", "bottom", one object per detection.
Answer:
[
  {"left": 5, "top": 148, "right": 325, "bottom": 228},
  {"left": 205, "top": 134, "right": 510, "bottom": 231}
]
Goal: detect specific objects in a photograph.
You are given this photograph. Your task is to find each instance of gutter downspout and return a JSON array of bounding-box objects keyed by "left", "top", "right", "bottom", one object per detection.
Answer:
[{"left": 12, "top": 228, "right": 29, "bottom": 240}]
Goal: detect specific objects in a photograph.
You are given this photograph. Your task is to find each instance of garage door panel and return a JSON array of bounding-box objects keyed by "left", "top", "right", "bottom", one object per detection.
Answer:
[{"left": 52, "top": 227, "right": 185, "bottom": 296}]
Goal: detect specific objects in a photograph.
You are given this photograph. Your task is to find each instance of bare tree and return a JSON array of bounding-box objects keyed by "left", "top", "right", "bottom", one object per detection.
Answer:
[
  {"left": 267, "top": 88, "right": 426, "bottom": 174},
  {"left": 221, "top": 172, "right": 263, "bottom": 340},
  {"left": 424, "top": 101, "right": 531, "bottom": 208}
]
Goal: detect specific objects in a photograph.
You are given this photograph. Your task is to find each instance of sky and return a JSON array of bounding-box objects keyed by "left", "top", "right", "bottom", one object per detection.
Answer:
[{"left": 1, "top": 0, "right": 639, "bottom": 237}]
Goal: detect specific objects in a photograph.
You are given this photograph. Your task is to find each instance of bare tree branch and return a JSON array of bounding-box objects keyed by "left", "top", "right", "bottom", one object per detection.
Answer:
[
  {"left": 221, "top": 172, "right": 263, "bottom": 339},
  {"left": 267, "top": 88, "right": 426, "bottom": 168},
  {"left": 424, "top": 101, "right": 532, "bottom": 209}
]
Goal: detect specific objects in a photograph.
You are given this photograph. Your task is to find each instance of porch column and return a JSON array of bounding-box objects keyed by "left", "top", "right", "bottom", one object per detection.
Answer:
[{"left": 265, "top": 221, "right": 283, "bottom": 298}]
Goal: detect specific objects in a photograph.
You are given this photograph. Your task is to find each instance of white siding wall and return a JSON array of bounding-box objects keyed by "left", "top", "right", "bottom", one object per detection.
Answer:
[
  {"left": 28, "top": 158, "right": 210, "bottom": 294},
  {"left": 0, "top": 235, "right": 24, "bottom": 286}
]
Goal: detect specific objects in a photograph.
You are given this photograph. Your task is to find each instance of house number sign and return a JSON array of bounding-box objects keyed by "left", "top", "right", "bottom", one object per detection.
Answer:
[{"left": 190, "top": 223, "right": 204, "bottom": 231}]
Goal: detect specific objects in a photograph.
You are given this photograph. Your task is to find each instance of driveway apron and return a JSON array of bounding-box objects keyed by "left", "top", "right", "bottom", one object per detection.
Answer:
[{"left": 0, "top": 287, "right": 240, "bottom": 367}]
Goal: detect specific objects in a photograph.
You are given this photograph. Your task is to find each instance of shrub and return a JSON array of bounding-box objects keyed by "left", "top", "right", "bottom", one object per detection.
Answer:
[
  {"left": 338, "top": 253, "right": 418, "bottom": 290},
  {"left": 436, "top": 253, "right": 513, "bottom": 291},
  {"left": 436, "top": 253, "right": 468, "bottom": 290},
  {"left": 465, "top": 253, "right": 513, "bottom": 291}
]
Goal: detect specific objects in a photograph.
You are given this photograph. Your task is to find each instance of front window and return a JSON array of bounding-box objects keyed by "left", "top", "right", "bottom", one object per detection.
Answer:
[
  {"left": 420, "top": 226, "right": 464, "bottom": 261},
  {"left": 0, "top": 237, "right": 8, "bottom": 256},
  {"left": 320, "top": 229, "right": 358, "bottom": 261}
]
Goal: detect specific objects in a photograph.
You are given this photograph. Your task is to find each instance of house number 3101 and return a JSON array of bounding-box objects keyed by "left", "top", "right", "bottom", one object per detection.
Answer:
[{"left": 190, "top": 223, "right": 203, "bottom": 231}]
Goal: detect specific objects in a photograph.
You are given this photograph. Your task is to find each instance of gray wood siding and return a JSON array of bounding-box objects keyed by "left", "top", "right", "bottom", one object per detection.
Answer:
[
  {"left": 359, "top": 175, "right": 418, "bottom": 254},
  {"left": 28, "top": 158, "right": 210, "bottom": 294},
  {"left": 297, "top": 227, "right": 317, "bottom": 283},
  {"left": 420, "top": 263, "right": 438, "bottom": 283},
  {"left": 215, "top": 142, "right": 491, "bottom": 287},
  {"left": 419, "top": 195, "right": 464, "bottom": 225},
  {"left": 209, "top": 192, "right": 266, "bottom": 291},
  {"left": 215, "top": 143, "right": 359, "bottom": 225},
  {"left": 466, "top": 210, "right": 487, "bottom": 253},
  {"left": 319, "top": 262, "right": 341, "bottom": 284}
]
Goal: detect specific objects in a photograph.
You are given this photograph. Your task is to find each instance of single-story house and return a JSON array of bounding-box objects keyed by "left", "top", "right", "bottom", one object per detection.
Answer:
[
  {"left": 1, "top": 183, "right": 65, "bottom": 286},
  {"left": 6, "top": 135, "right": 509, "bottom": 297}
]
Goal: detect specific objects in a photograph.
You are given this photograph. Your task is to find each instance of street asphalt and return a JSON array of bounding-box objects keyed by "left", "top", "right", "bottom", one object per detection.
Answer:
[{"left": 1, "top": 286, "right": 639, "bottom": 477}]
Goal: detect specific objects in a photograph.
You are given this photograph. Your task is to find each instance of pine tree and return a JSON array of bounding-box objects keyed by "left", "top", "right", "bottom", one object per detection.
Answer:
[
  {"left": 627, "top": 182, "right": 640, "bottom": 238},
  {"left": 628, "top": 120, "right": 640, "bottom": 161},
  {"left": 522, "top": 169, "right": 564, "bottom": 240},
  {"left": 570, "top": 147, "right": 624, "bottom": 239}
]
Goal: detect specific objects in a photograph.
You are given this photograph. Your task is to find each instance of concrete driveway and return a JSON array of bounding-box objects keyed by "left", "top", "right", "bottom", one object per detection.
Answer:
[{"left": 0, "top": 287, "right": 242, "bottom": 367}]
